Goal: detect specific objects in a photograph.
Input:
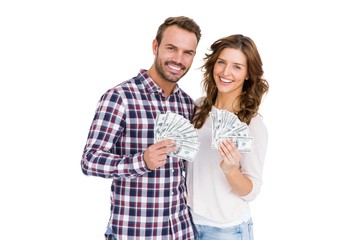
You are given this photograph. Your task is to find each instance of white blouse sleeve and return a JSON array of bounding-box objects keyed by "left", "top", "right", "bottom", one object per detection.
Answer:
[{"left": 240, "top": 114, "right": 268, "bottom": 201}]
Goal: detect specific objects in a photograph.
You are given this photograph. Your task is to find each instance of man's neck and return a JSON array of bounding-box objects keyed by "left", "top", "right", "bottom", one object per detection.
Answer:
[{"left": 147, "top": 68, "right": 175, "bottom": 97}]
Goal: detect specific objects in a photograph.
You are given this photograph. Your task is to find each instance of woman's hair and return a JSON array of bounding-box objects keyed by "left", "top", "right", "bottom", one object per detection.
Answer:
[
  {"left": 156, "top": 16, "right": 202, "bottom": 45},
  {"left": 192, "top": 34, "right": 269, "bottom": 128}
]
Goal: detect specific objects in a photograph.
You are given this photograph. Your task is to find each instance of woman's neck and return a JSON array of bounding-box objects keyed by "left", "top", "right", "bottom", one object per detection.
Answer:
[{"left": 214, "top": 94, "right": 240, "bottom": 113}]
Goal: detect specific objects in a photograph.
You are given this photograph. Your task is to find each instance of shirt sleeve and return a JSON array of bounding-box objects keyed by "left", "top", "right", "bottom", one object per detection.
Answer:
[
  {"left": 239, "top": 115, "right": 268, "bottom": 201},
  {"left": 80, "top": 89, "right": 150, "bottom": 179}
]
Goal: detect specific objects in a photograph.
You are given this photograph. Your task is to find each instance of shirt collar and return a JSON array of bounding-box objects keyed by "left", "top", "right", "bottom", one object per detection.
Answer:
[{"left": 139, "top": 69, "right": 180, "bottom": 96}]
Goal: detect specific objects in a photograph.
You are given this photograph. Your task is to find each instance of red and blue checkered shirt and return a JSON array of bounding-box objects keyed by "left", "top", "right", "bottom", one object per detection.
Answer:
[{"left": 81, "top": 69, "right": 196, "bottom": 239}]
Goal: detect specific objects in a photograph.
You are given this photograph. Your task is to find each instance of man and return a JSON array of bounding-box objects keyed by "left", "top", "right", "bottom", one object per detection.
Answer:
[{"left": 81, "top": 16, "right": 201, "bottom": 239}]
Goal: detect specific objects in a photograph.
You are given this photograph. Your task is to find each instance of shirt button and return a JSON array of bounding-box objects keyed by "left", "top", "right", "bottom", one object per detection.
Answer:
[{"left": 172, "top": 169, "right": 175, "bottom": 173}]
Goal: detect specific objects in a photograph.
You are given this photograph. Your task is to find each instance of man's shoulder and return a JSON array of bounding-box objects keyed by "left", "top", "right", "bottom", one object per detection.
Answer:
[
  {"left": 111, "top": 74, "right": 143, "bottom": 92},
  {"left": 97, "top": 75, "right": 142, "bottom": 102}
]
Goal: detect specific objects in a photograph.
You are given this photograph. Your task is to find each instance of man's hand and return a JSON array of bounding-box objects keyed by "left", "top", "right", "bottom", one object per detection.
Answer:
[{"left": 144, "top": 139, "right": 176, "bottom": 170}]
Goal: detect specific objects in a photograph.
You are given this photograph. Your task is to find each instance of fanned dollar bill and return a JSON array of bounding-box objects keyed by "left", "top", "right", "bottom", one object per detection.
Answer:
[
  {"left": 154, "top": 112, "right": 200, "bottom": 162},
  {"left": 210, "top": 108, "right": 254, "bottom": 153}
]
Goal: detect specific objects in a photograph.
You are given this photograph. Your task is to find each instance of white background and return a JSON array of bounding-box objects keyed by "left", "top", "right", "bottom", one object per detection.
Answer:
[{"left": 1, "top": 0, "right": 359, "bottom": 239}]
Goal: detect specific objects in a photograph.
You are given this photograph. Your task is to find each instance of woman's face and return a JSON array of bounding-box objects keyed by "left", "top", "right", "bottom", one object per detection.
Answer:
[{"left": 213, "top": 48, "right": 248, "bottom": 97}]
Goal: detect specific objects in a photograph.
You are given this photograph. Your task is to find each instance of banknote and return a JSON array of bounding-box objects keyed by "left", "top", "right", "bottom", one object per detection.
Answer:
[
  {"left": 215, "top": 136, "right": 254, "bottom": 153},
  {"left": 211, "top": 108, "right": 254, "bottom": 152},
  {"left": 154, "top": 111, "right": 200, "bottom": 161}
]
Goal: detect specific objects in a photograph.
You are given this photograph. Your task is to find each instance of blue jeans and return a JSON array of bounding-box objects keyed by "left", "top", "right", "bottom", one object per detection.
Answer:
[
  {"left": 195, "top": 219, "right": 254, "bottom": 240},
  {"left": 104, "top": 227, "right": 117, "bottom": 240}
]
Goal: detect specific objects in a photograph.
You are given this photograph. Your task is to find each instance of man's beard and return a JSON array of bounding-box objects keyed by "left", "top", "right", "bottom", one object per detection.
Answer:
[{"left": 154, "top": 57, "right": 188, "bottom": 83}]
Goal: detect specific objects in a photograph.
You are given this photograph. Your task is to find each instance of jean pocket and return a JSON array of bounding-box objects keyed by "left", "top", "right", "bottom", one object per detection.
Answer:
[
  {"left": 104, "top": 234, "right": 117, "bottom": 240},
  {"left": 104, "top": 227, "right": 116, "bottom": 240},
  {"left": 247, "top": 220, "right": 254, "bottom": 239}
]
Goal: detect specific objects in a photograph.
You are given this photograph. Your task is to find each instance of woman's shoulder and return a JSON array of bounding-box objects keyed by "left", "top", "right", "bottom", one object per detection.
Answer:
[
  {"left": 195, "top": 96, "right": 206, "bottom": 106},
  {"left": 251, "top": 113, "right": 264, "bottom": 123},
  {"left": 249, "top": 113, "right": 268, "bottom": 138}
]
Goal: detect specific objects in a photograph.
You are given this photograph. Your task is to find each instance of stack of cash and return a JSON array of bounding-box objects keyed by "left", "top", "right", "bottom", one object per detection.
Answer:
[
  {"left": 210, "top": 109, "right": 254, "bottom": 153},
  {"left": 154, "top": 111, "right": 200, "bottom": 162}
]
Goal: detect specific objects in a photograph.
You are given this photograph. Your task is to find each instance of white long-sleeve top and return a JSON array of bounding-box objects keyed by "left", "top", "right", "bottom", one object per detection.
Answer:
[{"left": 186, "top": 106, "right": 268, "bottom": 227}]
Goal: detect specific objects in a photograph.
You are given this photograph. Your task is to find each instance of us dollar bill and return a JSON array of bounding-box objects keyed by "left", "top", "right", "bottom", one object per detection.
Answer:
[
  {"left": 211, "top": 108, "right": 254, "bottom": 152},
  {"left": 154, "top": 111, "right": 200, "bottom": 161}
]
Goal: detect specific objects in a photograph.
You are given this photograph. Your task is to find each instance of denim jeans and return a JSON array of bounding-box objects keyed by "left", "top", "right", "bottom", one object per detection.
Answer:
[
  {"left": 104, "top": 227, "right": 117, "bottom": 240},
  {"left": 195, "top": 219, "right": 253, "bottom": 240}
]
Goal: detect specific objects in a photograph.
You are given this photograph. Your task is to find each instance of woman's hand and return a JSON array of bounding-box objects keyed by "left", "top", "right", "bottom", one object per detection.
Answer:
[
  {"left": 218, "top": 139, "right": 253, "bottom": 196},
  {"left": 218, "top": 139, "right": 241, "bottom": 173}
]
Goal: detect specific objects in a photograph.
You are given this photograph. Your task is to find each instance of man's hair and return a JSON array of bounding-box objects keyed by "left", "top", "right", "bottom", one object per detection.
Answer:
[{"left": 155, "top": 16, "right": 202, "bottom": 46}]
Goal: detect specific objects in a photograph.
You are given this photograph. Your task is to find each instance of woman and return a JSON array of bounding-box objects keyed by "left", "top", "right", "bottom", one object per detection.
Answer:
[{"left": 187, "top": 34, "right": 269, "bottom": 240}]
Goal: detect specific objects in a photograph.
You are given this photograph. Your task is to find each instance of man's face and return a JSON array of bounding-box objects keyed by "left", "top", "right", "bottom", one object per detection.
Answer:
[{"left": 153, "top": 25, "right": 198, "bottom": 83}]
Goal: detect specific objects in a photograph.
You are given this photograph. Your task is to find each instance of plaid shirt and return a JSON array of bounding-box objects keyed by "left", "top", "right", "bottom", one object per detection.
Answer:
[{"left": 81, "top": 69, "right": 195, "bottom": 240}]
